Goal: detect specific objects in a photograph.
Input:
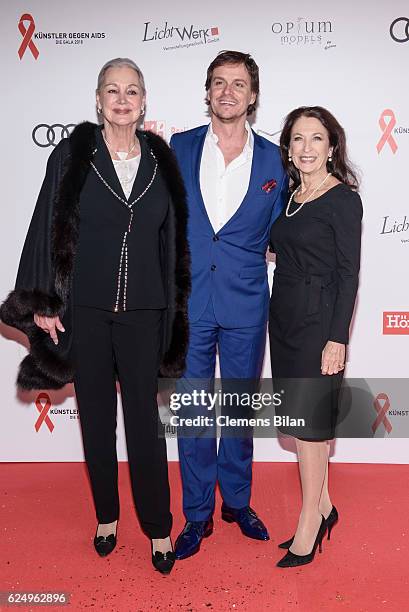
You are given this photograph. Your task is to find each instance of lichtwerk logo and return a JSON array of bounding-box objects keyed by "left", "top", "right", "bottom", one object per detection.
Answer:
[
  {"left": 380, "top": 215, "right": 408, "bottom": 237},
  {"left": 143, "top": 21, "right": 220, "bottom": 51}
]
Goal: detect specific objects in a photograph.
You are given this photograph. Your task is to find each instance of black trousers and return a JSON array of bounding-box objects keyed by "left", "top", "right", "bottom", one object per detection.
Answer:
[{"left": 73, "top": 306, "right": 172, "bottom": 539}]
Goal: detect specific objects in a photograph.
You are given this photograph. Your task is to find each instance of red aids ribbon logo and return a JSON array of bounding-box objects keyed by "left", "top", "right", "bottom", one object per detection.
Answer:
[
  {"left": 18, "top": 14, "right": 39, "bottom": 60},
  {"left": 376, "top": 109, "right": 398, "bottom": 154},
  {"left": 34, "top": 393, "right": 54, "bottom": 433},
  {"left": 372, "top": 393, "right": 392, "bottom": 434}
]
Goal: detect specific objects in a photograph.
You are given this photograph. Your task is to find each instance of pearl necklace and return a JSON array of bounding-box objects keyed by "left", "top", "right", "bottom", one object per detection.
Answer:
[
  {"left": 285, "top": 173, "right": 332, "bottom": 217},
  {"left": 102, "top": 132, "right": 137, "bottom": 160}
]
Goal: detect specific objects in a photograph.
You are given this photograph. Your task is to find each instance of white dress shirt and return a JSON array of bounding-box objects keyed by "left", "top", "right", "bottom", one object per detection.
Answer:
[
  {"left": 112, "top": 152, "right": 141, "bottom": 199},
  {"left": 199, "top": 121, "right": 254, "bottom": 232}
]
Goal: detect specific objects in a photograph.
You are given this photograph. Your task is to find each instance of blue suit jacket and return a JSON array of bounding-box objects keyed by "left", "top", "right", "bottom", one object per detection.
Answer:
[{"left": 170, "top": 125, "right": 287, "bottom": 328}]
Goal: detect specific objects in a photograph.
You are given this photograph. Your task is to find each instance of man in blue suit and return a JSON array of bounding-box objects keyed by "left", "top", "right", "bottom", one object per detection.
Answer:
[{"left": 170, "top": 51, "right": 287, "bottom": 560}]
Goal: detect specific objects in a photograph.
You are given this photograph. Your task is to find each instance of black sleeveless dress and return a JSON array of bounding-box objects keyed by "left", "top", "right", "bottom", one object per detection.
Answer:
[{"left": 269, "top": 183, "right": 362, "bottom": 440}]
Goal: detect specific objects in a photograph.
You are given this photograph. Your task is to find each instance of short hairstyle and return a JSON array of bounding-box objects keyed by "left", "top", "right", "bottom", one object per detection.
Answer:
[
  {"left": 205, "top": 50, "right": 259, "bottom": 115},
  {"left": 96, "top": 57, "right": 146, "bottom": 95},
  {"left": 280, "top": 106, "right": 359, "bottom": 190}
]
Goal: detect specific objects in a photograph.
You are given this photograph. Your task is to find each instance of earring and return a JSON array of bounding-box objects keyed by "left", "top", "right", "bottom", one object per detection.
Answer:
[
  {"left": 97, "top": 107, "right": 102, "bottom": 114},
  {"left": 140, "top": 107, "right": 145, "bottom": 116},
  {"left": 328, "top": 153, "right": 332, "bottom": 162},
  {"left": 288, "top": 155, "right": 292, "bottom": 162}
]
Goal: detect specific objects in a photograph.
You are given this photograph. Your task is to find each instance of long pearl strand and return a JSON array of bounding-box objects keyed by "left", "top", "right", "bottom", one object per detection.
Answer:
[{"left": 285, "top": 173, "right": 332, "bottom": 218}]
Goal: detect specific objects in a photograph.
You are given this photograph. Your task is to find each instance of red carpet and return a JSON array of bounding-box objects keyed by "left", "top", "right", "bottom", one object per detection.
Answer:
[{"left": 1, "top": 462, "right": 407, "bottom": 611}]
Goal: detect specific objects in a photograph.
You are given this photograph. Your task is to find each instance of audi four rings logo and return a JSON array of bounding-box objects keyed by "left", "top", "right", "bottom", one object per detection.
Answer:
[
  {"left": 390, "top": 17, "right": 409, "bottom": 43},
  {"left": 32, "top": 123, "right": 76, "bottom": 147}
]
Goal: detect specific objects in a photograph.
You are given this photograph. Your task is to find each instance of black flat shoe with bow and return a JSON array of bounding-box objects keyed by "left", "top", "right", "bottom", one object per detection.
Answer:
[
  {"left": 94, "top": 522, "right": 118, "bottom": 557},
  {"left": 151, "top": 541, "right": 176, "bottom": 575}
]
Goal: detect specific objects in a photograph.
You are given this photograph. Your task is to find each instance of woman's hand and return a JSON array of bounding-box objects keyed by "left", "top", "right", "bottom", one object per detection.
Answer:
[
  {"left": 33, "top": 314, "right": 65, "bottom": 345},
  {"left": 321, "top": 341, "right": 345, "bottom": 375}
]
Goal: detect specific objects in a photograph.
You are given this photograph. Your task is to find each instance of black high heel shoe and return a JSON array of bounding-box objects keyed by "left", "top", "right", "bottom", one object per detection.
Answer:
[
  {"left": 276, "top": 516, "right": 327, "bottom": 568},
  {"left": 278, "top": 506, "right": 339, "bottom": 549},
  {"left": 326, "top": 506, "right": 339, "bottom": 540},
  {"left": 94, "top": 522, "right": 118, "bottom": 557},
  {"left": 151, "top": 540, "right": 176, "bottom": 575}
]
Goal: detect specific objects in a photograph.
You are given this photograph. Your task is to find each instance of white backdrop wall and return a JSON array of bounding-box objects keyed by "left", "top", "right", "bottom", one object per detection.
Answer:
[{"left": 1, "top": 0, "right": 408, "bottom": 462}]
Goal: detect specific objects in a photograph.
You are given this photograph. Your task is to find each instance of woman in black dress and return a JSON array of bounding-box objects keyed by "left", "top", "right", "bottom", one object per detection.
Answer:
[{"left": 269, "top": 106, "right": 362, "bottom": 568}]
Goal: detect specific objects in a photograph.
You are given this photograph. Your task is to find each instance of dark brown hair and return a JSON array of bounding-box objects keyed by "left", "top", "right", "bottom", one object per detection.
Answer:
[
  {"left": 205, "top": 50, "right": 259, "bottom": 115},
  {"left": 280, "top": 106, "right": 359, "bottom": 190}
]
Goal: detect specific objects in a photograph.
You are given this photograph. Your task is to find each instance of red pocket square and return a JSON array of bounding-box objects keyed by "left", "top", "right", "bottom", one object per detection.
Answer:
[{"left": 261, "top": 179, "right": 277, "bottom": 193}]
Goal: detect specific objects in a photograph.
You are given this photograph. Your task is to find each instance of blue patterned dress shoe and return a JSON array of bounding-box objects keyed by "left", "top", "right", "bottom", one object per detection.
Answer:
[
  {"left": 174, "top": 519, "right": 214, "bottom": 560},
  {"left": 221, "top": 503, "right": 270, "bottom": 541}
]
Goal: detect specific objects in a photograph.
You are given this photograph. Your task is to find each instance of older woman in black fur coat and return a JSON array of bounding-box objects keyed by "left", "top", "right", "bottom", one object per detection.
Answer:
[{"left": 0, "top": 58, "right": 190, "bottom": 575}]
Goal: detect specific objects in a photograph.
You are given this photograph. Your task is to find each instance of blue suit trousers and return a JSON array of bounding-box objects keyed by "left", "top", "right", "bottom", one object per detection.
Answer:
[{"left": 177, "top": 297, "right": 266, "bottom": 521}]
